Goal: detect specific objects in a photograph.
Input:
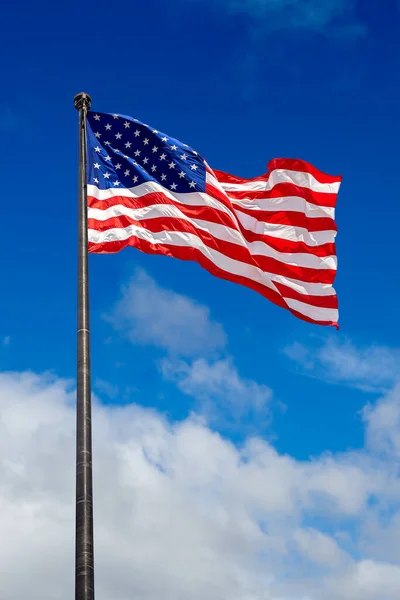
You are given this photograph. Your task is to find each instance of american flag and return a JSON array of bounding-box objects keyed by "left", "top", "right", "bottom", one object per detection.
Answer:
[{"left": 86, "top": 112, "right": 341, "bottom": 327}]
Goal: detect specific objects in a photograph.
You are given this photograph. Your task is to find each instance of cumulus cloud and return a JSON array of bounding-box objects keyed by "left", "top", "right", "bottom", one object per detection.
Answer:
[
  {"left": 2, "top": 370, "right": 400, "bottom": 599},
  {"left": 284, "top": 337, "right": 400, "bottom": 392},
  {"left": 108, "top": 269, "right": 226, "bottom": 357},
  {"left": 161, "top": 357, "right": 273, "bottom": 427},
  {"left": 108, "top": 270, "right": 272, "bottom": 426},
  {"left": 364, "top": 382, "right": 400, "bottom": 458}
]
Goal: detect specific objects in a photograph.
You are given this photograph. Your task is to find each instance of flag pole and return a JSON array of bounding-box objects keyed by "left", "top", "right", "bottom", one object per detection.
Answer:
[{"left": 74, "top": 92, "right": 95, "bottom": 600}]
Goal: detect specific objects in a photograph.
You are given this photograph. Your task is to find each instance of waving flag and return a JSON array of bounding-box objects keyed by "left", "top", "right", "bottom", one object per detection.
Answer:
[{"left": 86, "top": 112, "right": 341, "bottom": 327}]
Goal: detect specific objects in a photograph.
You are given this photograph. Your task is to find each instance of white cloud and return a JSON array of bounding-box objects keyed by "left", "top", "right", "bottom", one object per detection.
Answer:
[
  {"left": 325, "top": 560, "right": 400, "bottom": 600},
  {"left": 95, "top": 378, "right": 120, "bottom": 399},
  {"left": 108, "top": 270, "right": 272, "bottom": 427},
  {"left": 284, "top": 337, "right": 400, "bottom": 392},
  {"left": 108, "top": 269, "right": 226, "bottom": 357},
  {"left": 185, "top": 0, "right": 365, "bottom": 34},
  {"left": 364, "top": 382, "right": 400, "bottom": 458},
  {"left": 2, "top": 370, "right": 400, "bottom": 599},
  {"left": 161, "top": 357, "right": 273, "bottom": 427}
]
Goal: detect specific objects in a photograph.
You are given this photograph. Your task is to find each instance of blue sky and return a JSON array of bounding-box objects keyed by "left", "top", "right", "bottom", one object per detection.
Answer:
[{"left": 1, "top": 1, "right": 400, "bottom": 599}]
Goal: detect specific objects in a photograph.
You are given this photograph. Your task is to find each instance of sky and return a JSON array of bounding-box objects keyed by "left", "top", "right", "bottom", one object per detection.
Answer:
[{"left": 1, "top": 0, "right": 400, "bottom": 598}]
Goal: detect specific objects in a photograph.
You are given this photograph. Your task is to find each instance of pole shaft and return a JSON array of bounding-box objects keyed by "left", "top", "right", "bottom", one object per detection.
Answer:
[{"left": 74, "top": 92, "right": 94, "bottom": 600}]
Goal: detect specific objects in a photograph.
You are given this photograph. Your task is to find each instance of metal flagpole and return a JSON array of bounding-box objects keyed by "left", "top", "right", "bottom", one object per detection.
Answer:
[{"left": 74, "top": 92, "right": 95, "bottom": 600}]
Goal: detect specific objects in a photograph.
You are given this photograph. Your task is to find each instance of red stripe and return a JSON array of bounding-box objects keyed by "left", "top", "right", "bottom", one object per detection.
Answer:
[
  {"left": 267, "top": 159, "right": 342, "bottom": 185},
  {"left": 232, "top": 204, "right": 337, "bottom": 234},
  {"left": 88, "top": 194, "right": 336, "bottom": 257},
  {"left": 88, "top": 191, "right": 239, "bottom": 227},
  {"left": 88, "top": 213, "right": 336, "bottom": 285},
  {"left": 273, "top": 281, "right": 338, "bottom": 309},
  {"left": 232, "top": 227, "right": 336, "bottom": 258},
  {"left": 213, "top": 169, "right": 269, "bottom": 185},
  {"left": 206, "top": 182, "right": 337, "bottom": 230},
  {"left": 214, "top": 160, "right": 341, "bottom": 186},
  {"left": 88, "top": 235, "right": 337, "bottom": 327},
  {"left": 224, "top": 183, "right": 337, "bottom": 209}
]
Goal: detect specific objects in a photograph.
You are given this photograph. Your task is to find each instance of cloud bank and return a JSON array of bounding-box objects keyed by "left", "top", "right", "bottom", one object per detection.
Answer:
[{"left": 1, "top": 369, "right": 400, "bottom": 599}]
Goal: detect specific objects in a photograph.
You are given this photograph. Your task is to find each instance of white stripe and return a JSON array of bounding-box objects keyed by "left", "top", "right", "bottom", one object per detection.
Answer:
[
  {"left": 219, "top": 169, "right": 340, "bottom": 194},
  {"left": 228, "top": 196, "right": 335, "bottom": 220},
  {"left": 285, "top": 298, "right": 338, "bottom": 323},
  {"left": 235, "top": 211, "right": 336, "bottom": 246},
  {"left": 206, "top": 170, "right": 225, "bottom": 190},
  {"left": 205, "top": 172, "right": 335, "bottom": 220},
  {"left": 88, "top": 203, "right": 336, "bottom": 271},
  {"left": 272, "top": 275, "right": 335, "bottom": 297},
  {"left": 89, "top": 182, "right": 333, "bottom": 225},
  {"left": 88, "top": 224, "right": 336, "bottom": 303},
  {"left": 89, "top": 184, "right": 336, "bottom": 245},
  {"left": 206, "top": 173, "right": 336, "bottom": 243},
  {"left": 88, "top": 182, "right": 242, "bottom": 228}
]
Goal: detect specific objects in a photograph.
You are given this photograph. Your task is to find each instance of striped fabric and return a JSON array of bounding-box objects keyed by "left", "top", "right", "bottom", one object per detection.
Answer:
[{"left": 87, "top": 112, "right": 341, "bottom": 327}]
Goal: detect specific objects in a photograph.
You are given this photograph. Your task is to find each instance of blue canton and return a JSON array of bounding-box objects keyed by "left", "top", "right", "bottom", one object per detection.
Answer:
[{"left": 86, "top": 112, "right": 206, "bottom": 193}]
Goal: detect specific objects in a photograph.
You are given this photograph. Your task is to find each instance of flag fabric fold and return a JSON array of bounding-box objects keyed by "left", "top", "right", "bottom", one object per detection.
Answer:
[{"left": 86, "top": 112, "right": 341, "bottom": 327}]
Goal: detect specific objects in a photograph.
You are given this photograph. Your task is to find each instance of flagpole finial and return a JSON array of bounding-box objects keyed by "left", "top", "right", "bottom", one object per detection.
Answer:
[{"left": 74, "top": 92, "right": 92, "bottom": 111}]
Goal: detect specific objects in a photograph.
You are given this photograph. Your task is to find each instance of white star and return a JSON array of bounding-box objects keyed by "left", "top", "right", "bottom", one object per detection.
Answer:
[
  {"left": 179, "top": 171, "right": 185, "bottom": 178},
  {"left": 161, "top": 137, "right": 168, "bottom": 142},
  {"left": 152, "top": 146, "right": 158, "bottom": 153},
  {"left": 143, "top": 138, "right": 149, "bottom": 145},
  {"left": 143, "top": 157, "right": 149, "bottom": 164},
  {"left": 115, "top": 133, "right": 122, "bottom": 140},
  {"left": 160, "top": 153, "right": 166, "bottom": 161},
  {"left": 169, "top": 161, "right": 176, "bottom": 169},
  {"left": 170, "top": 144, "right": 178, "bottom": 151},
  {"left": 94, "top": 162, "right": 100, "bottom": 169},
  {"left": 105, "top": 155, "right": 112, "bottom": 162},
  {"left": 134, "top": 150, "right": 141, "bottom": 157},
  {"left": 93, "top": 114, "right": 101, "bottom": 121},
  {"left": 124, "top": 121, "right": 130, "bottom": 128},
  {"left": 123, "top": 154, "right": 129, "bottom": 159},
  {"left": 125, "top": 141, "right": 132, "bottom": 149},
  {"left": 189, "top": 181, "right": 196, "bottom": 188},
  {"left": 104, "top": 173, "right": 110, "bottom": 179},
  {"left": 190, "top": 164, "right": 198, "bottom": 171},
  {"left": 114, "top": 181, "right": 120, "bottom": 186},
  {"left": 95, "top": 146, "right": 101, "bottom": 152},
  {"left": 113, "top": 114, "right": 119, "bottom": 119},
  {"left": 134, "top": 129, "right": 140, "bottom": 137},
  {"left": 151, "top": 165, "right": 157, "bottom": 172},
  {"left": 94, "top": 177, "right": 99, "bottom": 184},
  {"left": 171, "top": 183, "right": 177, "bottom": 191},
  {"left": 161, "top": 174, "right": 167, "bottom": 181},
  {"left": 104, "top": 141, "right": 111, "bottom": 146},
  {"left": 133, "top": 175, "right": 138, "bottom": 183},
  {"left": 124, "top": 169, "right": 130, "bottom": 176},
  {"left": 152, "top": 129, "right": 159, "bottom": 134},
  {"left": 105, "top": 124, "right": 112, "bottom": 131},
  {"left": 94, "top": 132, "right": 101, "bottom": 138},
  {"left": 115, "top": 163, "right": 122, "bottom": 170},
  {"left": 181, "top": 154, "right": 188, "bottom": 160}
]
